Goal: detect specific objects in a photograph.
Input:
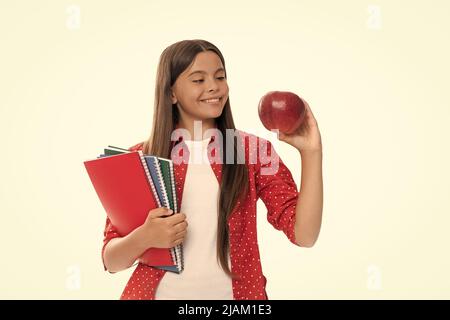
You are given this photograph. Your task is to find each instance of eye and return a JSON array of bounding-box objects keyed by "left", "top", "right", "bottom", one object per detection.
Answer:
[{"left": 193, "top": 77, "right": 226, "bottom": 83}]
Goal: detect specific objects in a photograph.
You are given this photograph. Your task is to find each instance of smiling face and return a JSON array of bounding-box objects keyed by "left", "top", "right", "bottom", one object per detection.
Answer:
[{"left": 171, "top": 51, "right": 229, "bottom": 125}]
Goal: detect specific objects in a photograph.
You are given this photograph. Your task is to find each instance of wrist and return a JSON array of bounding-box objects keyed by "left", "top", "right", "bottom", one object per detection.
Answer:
[
  {"left": 131, "top": 225, "right": 153, "bottom": 250},
  {"left": 299, "top": 148, "right": 322, "bottom": 158}
]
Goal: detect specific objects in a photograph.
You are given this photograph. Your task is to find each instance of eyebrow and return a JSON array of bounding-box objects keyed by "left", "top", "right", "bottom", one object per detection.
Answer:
[{"left": 188, "top": 67, "right": 225, "bottom": 77}]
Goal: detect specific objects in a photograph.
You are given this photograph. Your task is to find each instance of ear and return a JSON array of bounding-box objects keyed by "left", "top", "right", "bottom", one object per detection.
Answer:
[{"left": 170, "top": 88, "right": 177, "bottom": 105}]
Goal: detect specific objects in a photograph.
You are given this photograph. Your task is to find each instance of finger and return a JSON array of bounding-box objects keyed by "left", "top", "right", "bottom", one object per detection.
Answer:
[
  {"left": 302, "top": 99, "right": 317, "bottom": 122},
  {"left": 302, "top": 98, "right": 311, "bottom": 113},
  {"left": 280, "top": 132, "right": 291, "bottom": 142},
  {"left": 174, "top": 221, "right": 188, "bottom": 233},
  {"left": 174, "top": 229, "right": 187, "bottom": 239},
  {"left": 167, "top": 212, "right": 187, "bottom": 225},
  {"left": 150, "top": 207, "right": 173, "bottom": 218},
  {"left": 172, "top": 237, "right": 184, "bottom": 247}
]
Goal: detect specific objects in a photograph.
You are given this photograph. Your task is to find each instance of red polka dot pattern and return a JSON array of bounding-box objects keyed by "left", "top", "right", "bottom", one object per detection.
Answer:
[{"left": 101, "top": 130, "right": 300, "bottom": 300}]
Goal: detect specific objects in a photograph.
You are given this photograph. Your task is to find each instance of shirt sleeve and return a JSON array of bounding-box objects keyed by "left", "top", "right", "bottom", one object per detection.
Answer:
[
  {"left": 255, "top": 138, "right": 301, "bottom": 247},
  {"left": 101, "top": 217, "right": 121, "bottom": 273}
]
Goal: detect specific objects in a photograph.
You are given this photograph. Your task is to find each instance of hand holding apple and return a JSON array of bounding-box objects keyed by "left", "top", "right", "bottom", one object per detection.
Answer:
[{"left": 258, "top": 91, "right": 322, "bottom": 153}]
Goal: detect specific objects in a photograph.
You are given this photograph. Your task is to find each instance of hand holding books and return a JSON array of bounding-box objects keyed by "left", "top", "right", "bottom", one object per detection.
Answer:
[
  {"left": 137, "top": 207, "right": 188, "bottom": 249},
  {"left": 84, "top": 146, "right": 185, "bottom": 273}
]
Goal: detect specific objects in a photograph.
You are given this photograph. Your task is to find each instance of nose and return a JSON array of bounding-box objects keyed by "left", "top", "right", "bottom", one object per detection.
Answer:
[{"left": 206, "top": 77, "right": 220, "bottom": 92}]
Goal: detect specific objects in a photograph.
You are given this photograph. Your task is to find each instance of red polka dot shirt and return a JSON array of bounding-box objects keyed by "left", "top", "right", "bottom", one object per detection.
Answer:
[{"left": 101, "top": 130, "right": 300, "bottom": 300}]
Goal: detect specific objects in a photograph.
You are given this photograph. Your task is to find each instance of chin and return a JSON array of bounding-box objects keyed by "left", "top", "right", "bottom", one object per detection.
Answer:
[
  {"left": 197, "top": 105, "right": 225, "bottom": 119},
  {"left": 198, "top": 111, "right": 222, "bottom": 121},
  {"left": 211, "top": 106, "right": 225, "bottom": 119}
]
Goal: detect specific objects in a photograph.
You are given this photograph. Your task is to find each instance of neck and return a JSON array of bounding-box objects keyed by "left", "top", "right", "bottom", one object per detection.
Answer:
[{"left": 178, "top": 118, "right": 216, "bottom": 141}]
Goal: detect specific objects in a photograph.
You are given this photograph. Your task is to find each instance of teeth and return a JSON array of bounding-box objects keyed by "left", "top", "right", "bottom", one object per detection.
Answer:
[{"left": 202, "top": 98, "right": 220, "bottom": 103}]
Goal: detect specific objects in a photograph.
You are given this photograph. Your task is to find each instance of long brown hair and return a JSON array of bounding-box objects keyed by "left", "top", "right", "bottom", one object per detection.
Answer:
[{"left": 143, "top": 39, "right": 248, "bottom": 278}]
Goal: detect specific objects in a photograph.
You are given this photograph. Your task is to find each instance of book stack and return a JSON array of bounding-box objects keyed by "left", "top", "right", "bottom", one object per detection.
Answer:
[{"left": 84, "top": 145, "right": 183, "bottom": 273}]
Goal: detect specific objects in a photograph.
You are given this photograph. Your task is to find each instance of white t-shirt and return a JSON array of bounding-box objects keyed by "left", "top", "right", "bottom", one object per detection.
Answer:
[{"left": 154, "top": 137, "right": 233, "bottom": 300}]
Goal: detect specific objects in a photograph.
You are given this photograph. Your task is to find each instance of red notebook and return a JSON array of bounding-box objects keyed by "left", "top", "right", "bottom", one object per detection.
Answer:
[{"left": 84, "top": 151, "right": 174, "bottom": 267}]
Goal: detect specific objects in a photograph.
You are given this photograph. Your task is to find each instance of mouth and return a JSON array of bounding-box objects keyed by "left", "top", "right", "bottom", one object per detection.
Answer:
[{"left": 200, "top": 97, "right": 223, "bottom": 105}]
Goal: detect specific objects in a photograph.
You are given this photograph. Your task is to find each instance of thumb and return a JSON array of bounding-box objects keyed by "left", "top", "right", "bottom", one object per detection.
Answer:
[
  {"left": 278, "top": 131, "right": 291, "bottom": 143},
  {"left": 149, "top": 207, "right": 173, "bottom": 219}
]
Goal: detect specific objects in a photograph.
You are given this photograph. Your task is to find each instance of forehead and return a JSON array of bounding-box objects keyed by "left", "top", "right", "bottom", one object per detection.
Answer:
[{"left": 185, "top": 51, "right": 224, "bottom": 76}]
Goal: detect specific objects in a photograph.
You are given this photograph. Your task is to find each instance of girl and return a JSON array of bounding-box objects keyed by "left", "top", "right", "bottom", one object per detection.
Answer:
[{"left": 102, "top": 39, "right": 323, "bottom": 300}]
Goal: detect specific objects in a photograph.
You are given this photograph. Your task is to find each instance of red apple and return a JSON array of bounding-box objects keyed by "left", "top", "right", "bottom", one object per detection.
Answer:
[{"left": 258, "top": 91, "right": 306, "bottom": 134}]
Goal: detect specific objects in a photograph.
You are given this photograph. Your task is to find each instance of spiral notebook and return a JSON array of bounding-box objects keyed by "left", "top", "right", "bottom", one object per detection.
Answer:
[
  {"left": 85, "top": 146, "right": 183, "bottom": 273},
  {"left": 153, "top": 157, "right": 184, "bottom": 272},
  {"left": 143, "top": 155, "right": 183, "bottom": 273},
  {"left": 106, "top": 146, "right": 183, "bottom": 272}
]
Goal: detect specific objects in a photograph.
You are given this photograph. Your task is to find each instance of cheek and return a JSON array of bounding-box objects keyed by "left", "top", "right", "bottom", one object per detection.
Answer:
[
  {"left": 187, "top": 86, "right": 203, "bottom": 100},
  {"left": 179, "top": 89, "right": 203, "bottom": 111},
  {"left": 223, "top": 85, "right": 229, "bottom": 101},
  {"left": 222, "top": 80, "right": 229, "bottom": 90},
  {"left": 179, "top": 86, "right": 200, "bottom": 103}
]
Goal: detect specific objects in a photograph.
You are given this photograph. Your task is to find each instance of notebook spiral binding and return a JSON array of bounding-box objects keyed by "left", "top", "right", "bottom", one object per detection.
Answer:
[
  {"left": 139, "top": 152, "right": 182, "bottom": 273},
  {"left": 152, "top": 157, "right": 178, "bottom": 269},
  {"left": 153, "top": 158, "right": 170, "bottom": 211},
  {"left": 138, "top": 151, "right": 161, "bottom": 208},
  {"left": 167, "top": 160, "right": 184, "bottom": 272}
]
